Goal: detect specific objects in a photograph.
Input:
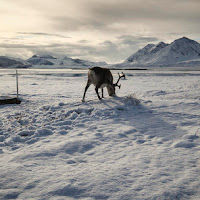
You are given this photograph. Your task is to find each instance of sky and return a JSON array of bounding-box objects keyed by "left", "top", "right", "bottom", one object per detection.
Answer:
[{"left": 0, "top": 0, "right": 200, "bottom": 63}]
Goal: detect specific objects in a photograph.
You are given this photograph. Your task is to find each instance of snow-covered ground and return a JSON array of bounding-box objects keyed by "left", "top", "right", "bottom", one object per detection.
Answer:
[{"left": 0, "top": 68, "right": 200, "bottom": 200}]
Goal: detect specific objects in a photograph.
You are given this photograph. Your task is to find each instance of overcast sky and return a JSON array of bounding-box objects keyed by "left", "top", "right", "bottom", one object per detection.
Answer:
[{"left": 0, "top": 0, "right": 200, "bottom": 63}]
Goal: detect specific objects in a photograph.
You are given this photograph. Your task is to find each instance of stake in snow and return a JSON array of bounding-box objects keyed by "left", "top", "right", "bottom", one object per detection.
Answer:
[
  {"left": 16, "top": 69, "right": 19, "bottom": 98},
  {"left": 82, "top": 67, "right": 125, "bottom": 101}
]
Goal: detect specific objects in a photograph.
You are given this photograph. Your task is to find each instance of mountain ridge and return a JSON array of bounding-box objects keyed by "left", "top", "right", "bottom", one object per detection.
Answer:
[
  {"left": 1, "top": 37, "right": 200, "bottom": 69},
  {"left": 0, "top": 55, "right": 107, "bottom": 69},
  {"left": 119, "top": 37, "right": 200, "bottom": 68},
  {"left": 27, "top": 55, "right": 107, "bottom": 68},
  {"left": 0, "top": 56, "right": 32, "bottom": 68}
]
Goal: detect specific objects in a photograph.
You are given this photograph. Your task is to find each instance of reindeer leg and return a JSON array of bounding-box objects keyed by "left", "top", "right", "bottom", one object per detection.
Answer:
[
  {"left": 101, "top": 88, "right": 104, "bottom": 98},
  {"left": 95, "top": 86, "right": 102, "bottom": 100},
  {"left": 82, "top": 82, "right": 91, "bottom": 102}
]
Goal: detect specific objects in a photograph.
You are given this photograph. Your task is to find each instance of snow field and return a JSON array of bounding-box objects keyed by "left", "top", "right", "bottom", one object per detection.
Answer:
[{"left": 0, "top": 69, "right": 200, "bottom": 199}]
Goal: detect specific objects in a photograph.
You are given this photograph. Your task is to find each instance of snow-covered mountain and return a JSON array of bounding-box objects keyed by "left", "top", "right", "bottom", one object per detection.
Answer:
[
  {"left": 119, "top": 37, "right": 200, "bottom": 68},
  {"left": 0, "top": 56, "right": 32, "bottom": 68},
  {"left": 27, "top": 55, "right": 107, "bottom": 68},
  {"left": 1, "top": 37, "right": 200, "bottom": 69},
  {"left": 27, "top": 55, "right": 55, "bottom": 66},
  {"left": 0, "top": 55, "right": 107, "bottom": 69}
]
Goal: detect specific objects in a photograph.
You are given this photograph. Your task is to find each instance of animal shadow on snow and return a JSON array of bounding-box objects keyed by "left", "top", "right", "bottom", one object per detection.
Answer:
[{"left": 101, "top": 95, "right": 187, "bottom": 144}]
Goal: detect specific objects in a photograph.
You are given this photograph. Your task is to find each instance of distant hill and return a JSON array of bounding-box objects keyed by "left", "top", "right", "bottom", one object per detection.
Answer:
[
  {"left": 1, "top": 37, "right": 200, "bottom": 69},
  {"left": 116, "top": 37, "right": 200, "bottom": 68},
  {"left": 0, "top": 55, "right": 107, "bottom": 69},
  {"left": 0, "top": 56, "right": 32, "bottom": 68},
  {"left": 27, "top": 55, "right": 107, "bottom": 68}
]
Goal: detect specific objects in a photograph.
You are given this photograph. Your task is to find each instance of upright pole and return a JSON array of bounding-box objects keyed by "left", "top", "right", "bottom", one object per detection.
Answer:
[{"left": 16, "top": 69, "right": 19, "bottom": 98}]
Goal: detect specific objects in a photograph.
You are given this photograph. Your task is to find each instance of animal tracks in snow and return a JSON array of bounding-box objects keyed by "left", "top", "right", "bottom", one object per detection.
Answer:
[
  {"left": 0, "top": 95, "right": 141, "bottom": 150},
  {"left": 1, "top": 93, "right": 199, "bottom": 155},
  {"left": 172, "top": 130, "right": 200, "bottom": 149}
]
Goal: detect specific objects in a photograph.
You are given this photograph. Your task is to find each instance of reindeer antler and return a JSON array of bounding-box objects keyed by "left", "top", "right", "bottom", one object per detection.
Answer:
[{"left": 114, "top": 72, "right": 125, "bottom": 88}]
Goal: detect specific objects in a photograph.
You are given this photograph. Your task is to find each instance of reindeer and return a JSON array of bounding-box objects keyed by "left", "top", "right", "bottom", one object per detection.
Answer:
[{"left": 82, "top": 67, "right": 125, "bottom": 102}]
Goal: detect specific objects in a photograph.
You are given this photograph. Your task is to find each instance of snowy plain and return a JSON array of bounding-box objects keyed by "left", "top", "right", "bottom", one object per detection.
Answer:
[{"left": 0, "top": 68, "right": 200, "bottom": 200}]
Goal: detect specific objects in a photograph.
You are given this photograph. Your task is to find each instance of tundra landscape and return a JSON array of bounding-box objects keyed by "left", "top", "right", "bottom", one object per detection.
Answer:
[
  {"left": 1, "top": 0, "right": 200, "bottom": 199},
  {"left": 0, "top": 67, "right": 200, "bottom": 199}
]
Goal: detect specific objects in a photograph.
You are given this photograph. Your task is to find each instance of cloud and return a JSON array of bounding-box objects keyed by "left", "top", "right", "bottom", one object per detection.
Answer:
[
  {"left": 0, "top": 0, "right": 200, "bottom": 62},
  {"left": 0, "top": 43, "right": 67, "bottom": 49},
  {"left": 17, "top": 32, "right": 70, "bottom": 38},
  {"left": 1, "top": 0, "right": 200, "bottom": 34},
  {"left": 0, "top": 35, "right": 154, "bottom": 63},
  {"left": 78, "top": 40, "right": 90, "bottom": 44},
  {"left": 117, "top": 35, "right": 159, "bottom": 45},
  {"left": 86, "top": 0, "right": 200, "bottom": 22}
]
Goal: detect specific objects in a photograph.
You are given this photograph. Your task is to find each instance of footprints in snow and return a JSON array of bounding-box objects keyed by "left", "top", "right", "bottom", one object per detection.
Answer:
[
  {"left": 1, "top": 104, "right": 95, "bottom": 149},
  {"left": 1, "top": 96, "right": 140, "bottom": 149},
  {"left": 172, "top": 131, "right": 199, "bottom": 149},
  {"left": 92, "top": 126, "right": 166, "bottom": 146},
  {"left": 1, "top": 98, "right": 199, "bottom": 152}
]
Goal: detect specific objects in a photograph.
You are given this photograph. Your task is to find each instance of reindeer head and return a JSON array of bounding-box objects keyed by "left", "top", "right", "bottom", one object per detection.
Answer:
[
  {"left": 107, "top": 72, "right": 125, "bottom": 96},
  {"left": 107, "top": 84, "right": 116, "bottom": 96}
]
